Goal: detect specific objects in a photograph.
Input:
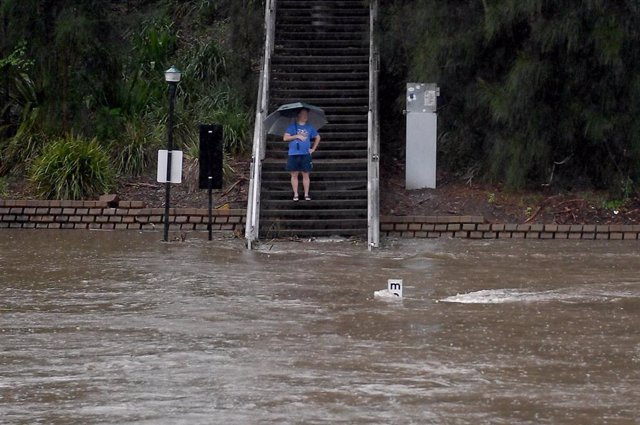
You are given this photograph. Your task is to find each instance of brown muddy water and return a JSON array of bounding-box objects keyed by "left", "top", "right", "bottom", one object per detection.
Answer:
[{"left": 0, "top": 230, "right": 639, "bottom": 424}]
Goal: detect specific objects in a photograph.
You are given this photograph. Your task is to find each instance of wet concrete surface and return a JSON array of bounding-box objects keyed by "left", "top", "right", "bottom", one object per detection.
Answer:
[{"left": 1, "top": 230, "right": 639, "bottom": 424}]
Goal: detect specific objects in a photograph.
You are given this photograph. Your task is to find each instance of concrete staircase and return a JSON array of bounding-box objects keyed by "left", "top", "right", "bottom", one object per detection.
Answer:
[{"left": 259, "top": 0, "right": 371, "bottom": 238}]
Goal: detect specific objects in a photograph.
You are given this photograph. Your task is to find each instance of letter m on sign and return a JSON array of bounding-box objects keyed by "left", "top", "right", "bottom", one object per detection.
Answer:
[{"left": 388, "top": 279, "right": 403, "bottom": 298}]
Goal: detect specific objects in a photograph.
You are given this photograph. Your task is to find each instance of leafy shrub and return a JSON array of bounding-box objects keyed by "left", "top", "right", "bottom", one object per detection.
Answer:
[
  {"left": 212, "top": 108, "right": 252, "bottom": 155},
  {"left": 1, "top": 100, "right": 49, "bottom": 175},
  {"left": 30, "top": 135, "right": 114, "bottom": 200},
  {"left": 111, "top": 117, "right": 162, "bottom": 176},
  {"left": 181, "top": 125, "right": 237, "bottom": 193},
  {"left": 0, "top": 177, "right": 9, "bottom": 197}
]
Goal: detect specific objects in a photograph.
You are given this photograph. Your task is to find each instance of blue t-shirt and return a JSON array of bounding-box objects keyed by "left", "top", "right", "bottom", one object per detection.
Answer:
[{"left": 285, "top": 122, "right": 318, "bottom": 155}]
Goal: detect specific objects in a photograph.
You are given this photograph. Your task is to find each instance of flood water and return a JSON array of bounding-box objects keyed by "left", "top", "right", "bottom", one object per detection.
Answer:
[{"left": 1, "top": 230, "right": 639, "bottom": 424}]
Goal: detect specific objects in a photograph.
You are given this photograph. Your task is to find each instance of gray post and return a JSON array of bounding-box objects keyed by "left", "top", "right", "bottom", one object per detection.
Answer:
[
  {"left": 163, "top": 82, "right": 177, "bottom": 242},
  {"left": 405, "top": 83, "right": 439, "bottom": 189}
]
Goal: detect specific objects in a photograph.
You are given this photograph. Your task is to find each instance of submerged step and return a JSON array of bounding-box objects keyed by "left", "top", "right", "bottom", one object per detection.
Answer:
[
  {"left": 260, "top": 227, "right": 367, "bottom": 238},
  {"left": 261, "top": 217, "right": 368, "bottom": 229}
]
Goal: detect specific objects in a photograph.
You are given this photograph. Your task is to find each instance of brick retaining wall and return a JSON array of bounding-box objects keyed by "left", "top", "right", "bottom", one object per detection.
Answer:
[
  {"left": 0, "top": 199, "right": 245, "bottom": 234},
  {"left": 1, "top": 199, "right": 638, "bottom": 240},
  {"left": 381, "top": 215, "right": 640, "bottom": 240}
]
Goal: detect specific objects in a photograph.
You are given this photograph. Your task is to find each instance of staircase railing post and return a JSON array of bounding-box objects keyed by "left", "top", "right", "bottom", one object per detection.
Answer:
[
  {"left": 367, "top": 0, "right": 380, "bottom": 250},
  {"left": 245, "top": 0, "right": 277, "bottom": 249}
]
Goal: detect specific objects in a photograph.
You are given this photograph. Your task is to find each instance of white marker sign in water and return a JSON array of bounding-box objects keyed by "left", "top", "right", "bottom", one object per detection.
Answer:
[
  {"left": 374, "top": 279, "right": 403, "bottom": 300},
  {"left": 388, "top": 279, "right": 403, "bottom": 297}
]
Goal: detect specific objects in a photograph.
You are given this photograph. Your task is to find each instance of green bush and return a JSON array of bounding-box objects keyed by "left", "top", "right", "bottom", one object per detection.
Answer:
[
  {"left": 30, "top": 135, "right": 114, "bottom": 200},
  {"left": 0, "top": 177, "right": 9, "bottom": 197},
  {"left": 212, "top": 107, "right": 252, "bottom": 155},
  {"left": 111, "top": 117, "right": 162, "bottom": 176}
]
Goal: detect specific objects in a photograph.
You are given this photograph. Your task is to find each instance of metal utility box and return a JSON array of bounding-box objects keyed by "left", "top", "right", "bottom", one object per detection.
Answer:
[{"left": 406, "top": 83, "right": 439, "bottom": 189}]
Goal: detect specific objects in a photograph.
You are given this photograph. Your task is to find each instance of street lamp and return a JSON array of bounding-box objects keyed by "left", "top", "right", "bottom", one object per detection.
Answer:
[{"left": 163, "top": 66, "right": 181, "bottom": 242}]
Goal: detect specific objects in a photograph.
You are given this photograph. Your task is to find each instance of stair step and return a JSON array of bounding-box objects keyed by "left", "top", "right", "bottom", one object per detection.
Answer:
[
  {"left": 261, "top": 200, "right": 367, "bottom": 210},
  {"left": 267, "top": 141, "right": 368, "bottom": 150},
  {"left": 262, "top": 189, "right": 368, "bottom": 199},
  {"left": 279, "top": 0, "right": 368, "bottom": 6},
  {"left": 261, "top": 113, "right": 368, "bottom": 125},
  {"left": 275, "top": 39, "right": 368, "bottom": 49},
  {"left": 272, "top": 98, "right": 368, "bottom": 107},
  {"left": 322, "top": 105, "right": 369, "bottom": 113},
  {"left": 260, "top": 221, "right": 368, "bottom": 234},
  {"left": 272, "top": 63, "right": 369, "bottom": 72},
  {"left": 272, "top": 58, "right": 368, "bottom": 67},
  {"left": 322, "top": 122, "right": 369, "bottom": 130},
  {"left": 275, "top": 47, "right": 369, "bottom": 56},
  {"left": 278, "top": 22, "right": 367, "bottom": 30},
  {"left": 279, "top": 16, "right": 368, "bottom": 24},
  {"left": 271, "top": 80, "right": 368, "bottom": 90},
  {"left": 278, "top": 18, "right": 369, "bottom": 27},
  {"left": 265, "top": 140, "right": 368, "bottom": 148},
  {"left": 325, "top": 114, "right": 368, "bottom": 123},
  {"left": 263, "top": 158, "right": 366, "bottom": 169},
  {"left": 263, "top": 170, "right": 366, "bottom": 180},
  {"left": 279, "top": 4, "right": 367, "bottom": 10},
  {"left": 261, "top": 217, "right": 368, "bottom": 228},
  {"left": 271, "top": 89, "right": 369, "bottom": 98},
  {"left": 271, "top": 71, "right": 368, "bottom": 80},
  {"left": 278, "top": 8, "right": 369, "bottom": 17},
  {"left": 266, "top": 150, "right": 367, "bottom": 160},
  {"left": 276, "top": 31, "right": 367, "bottom": 41},
  {"left": 314, "top": 131, "right": 368, "bottom": 140},
  {"left": 262, "top": 180, "right": 367, "bottom": 190},
  {"left": 262, "top": 115, "right": 368, "bottom": 131},
  {"left": 260, "top": 227, "right": 367, "bottom": 238},
  {"left": 271, "top": 96, "right": 368, "bottom": 105}
]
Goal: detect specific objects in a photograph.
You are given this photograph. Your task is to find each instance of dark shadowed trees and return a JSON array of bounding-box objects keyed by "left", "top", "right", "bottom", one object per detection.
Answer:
[{"left": 380, "top": 0, "right": 640, "bottom": 195}]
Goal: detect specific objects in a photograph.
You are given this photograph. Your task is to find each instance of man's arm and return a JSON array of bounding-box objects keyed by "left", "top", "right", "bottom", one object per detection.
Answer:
[
  {"left": 310, "top": 135, "right": 321, "bottom": 153},
  {"left": 284, "top": 132, "right": 304, "bottom": 142}
]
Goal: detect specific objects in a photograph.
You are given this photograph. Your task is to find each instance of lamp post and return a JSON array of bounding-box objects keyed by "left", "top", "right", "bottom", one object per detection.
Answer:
[{"left": 163, "top": 66, "right": 181, "bottom": 242}]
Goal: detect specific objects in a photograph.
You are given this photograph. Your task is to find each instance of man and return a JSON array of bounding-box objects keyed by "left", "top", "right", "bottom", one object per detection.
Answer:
[{"left": 283, "top": 108, "right": 321, "bottom": 201}]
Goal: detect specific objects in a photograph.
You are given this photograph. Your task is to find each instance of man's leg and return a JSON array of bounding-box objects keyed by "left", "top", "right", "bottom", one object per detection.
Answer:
[
  {"left": 302, "top": 172, "right": 310, "bottom": 198},
  {"left": 290, "top": 172, "right": 299, "bottom": 198}
]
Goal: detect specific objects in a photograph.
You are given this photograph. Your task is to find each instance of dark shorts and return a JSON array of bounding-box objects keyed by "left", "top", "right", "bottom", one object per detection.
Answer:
[{"left": 286, "top": 154, "right": 313, "bottom": 172}]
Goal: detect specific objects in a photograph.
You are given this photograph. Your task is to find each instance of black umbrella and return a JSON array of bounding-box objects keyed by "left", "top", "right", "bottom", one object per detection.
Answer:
[{"left": 263, "top": 102, "right": 327, "bottom": 135}]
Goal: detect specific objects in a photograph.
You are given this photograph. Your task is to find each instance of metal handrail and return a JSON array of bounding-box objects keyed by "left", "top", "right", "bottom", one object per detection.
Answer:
[
  {"left": 245, "top": 0, "right": 277, "bottom": 249},
  {"left": 367, "top": 0, "right": 380, "bottom": 250}
]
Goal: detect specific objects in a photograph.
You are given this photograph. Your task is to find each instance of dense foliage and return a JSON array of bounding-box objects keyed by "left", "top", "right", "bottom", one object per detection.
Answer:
[
  {"left": 2, "top": 0, "right": 639, "bottom": 198},
  {"left": 1, "top": 0, "right": 264, "bottom": 198},
  {"left": 30, "top": 134, "right": 113, "bottom": 200},
  {"left": 380, "top": 0, "right": 640, "bottom": 195}
]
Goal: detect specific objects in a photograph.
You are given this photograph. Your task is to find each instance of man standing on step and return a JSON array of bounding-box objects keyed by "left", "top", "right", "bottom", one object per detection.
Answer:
[{"left": 283, "top": 108, "right": 321, "bottom": 201}]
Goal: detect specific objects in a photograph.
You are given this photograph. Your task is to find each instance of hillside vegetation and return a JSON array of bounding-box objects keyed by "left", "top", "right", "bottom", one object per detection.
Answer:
[
  {"left": 2, "top": 0, "right": 639, "bottom": 203},
  {"left": 1, "top": 0, "right": 263, "bottom": 198},
  {"left": 379, "top": 0, "right": 640, "bottom": 198}
]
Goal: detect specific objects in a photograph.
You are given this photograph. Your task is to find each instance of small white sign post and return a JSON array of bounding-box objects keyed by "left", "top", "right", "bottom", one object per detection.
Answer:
[{"left": 157, "top": 150, "right": 183, "bottom": 183}]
